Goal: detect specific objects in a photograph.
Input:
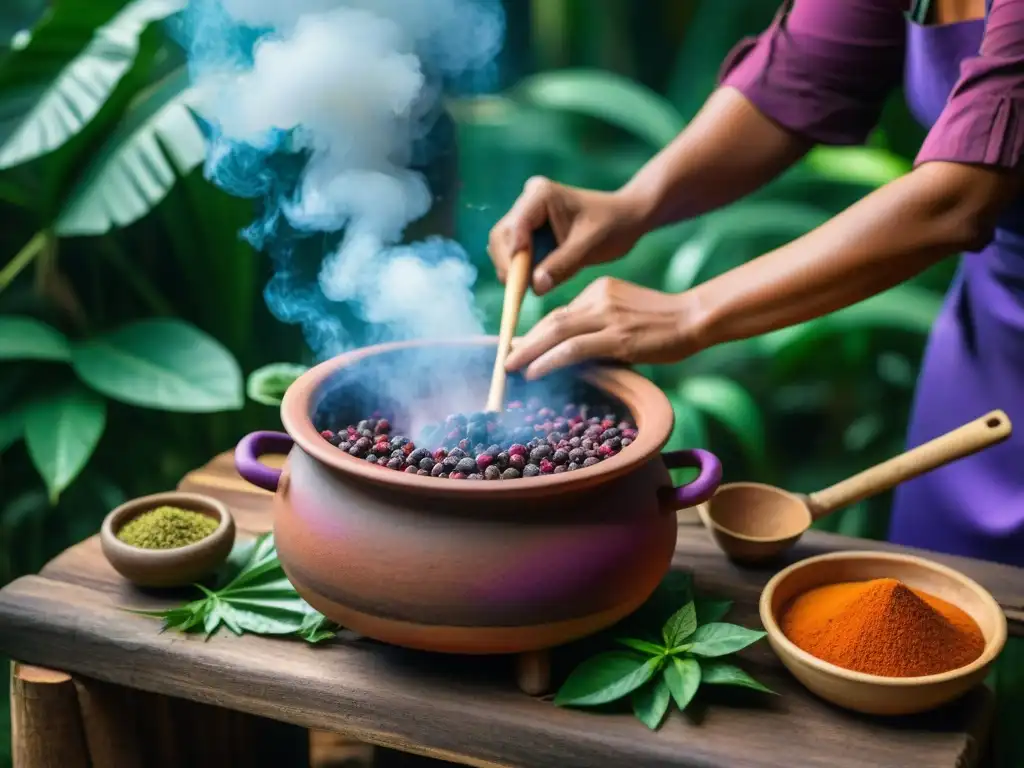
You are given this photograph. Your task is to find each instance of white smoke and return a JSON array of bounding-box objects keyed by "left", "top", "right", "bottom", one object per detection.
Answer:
[{"left": 185, "top": 0, "right": 504, "bottom": 355}]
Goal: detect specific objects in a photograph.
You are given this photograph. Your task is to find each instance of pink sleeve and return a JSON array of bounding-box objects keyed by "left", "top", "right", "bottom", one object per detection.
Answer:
[
  {"left": 719, "top": 0, "right": 907, "bottom": 145},
  {"left": 916, "top": 0, "right": 1024, "bottom": 170}
]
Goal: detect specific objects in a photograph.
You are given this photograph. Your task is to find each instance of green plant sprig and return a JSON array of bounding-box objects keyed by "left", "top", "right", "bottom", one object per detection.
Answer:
[
  {"left": 554, "top": 597, "right": 775, "bottom": 730},
  {"left": 129, "top": 532, "right": 338, "bottom": 644}
]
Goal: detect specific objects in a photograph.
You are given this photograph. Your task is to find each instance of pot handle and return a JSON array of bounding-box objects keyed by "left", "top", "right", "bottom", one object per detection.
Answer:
[
  {"left": 235, "top": 431, "right": 294, "bottom": 492},
  {"left": 660, "top": 448, "right": 722, "bottom": 508}
]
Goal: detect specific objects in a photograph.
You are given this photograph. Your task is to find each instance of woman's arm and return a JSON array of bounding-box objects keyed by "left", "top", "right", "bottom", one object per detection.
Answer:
[{"left": 689, "top": 162, "right": 1022, "bottom": 348}]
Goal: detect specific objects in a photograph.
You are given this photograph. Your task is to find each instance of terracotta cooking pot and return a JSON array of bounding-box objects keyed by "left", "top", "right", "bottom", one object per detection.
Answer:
[{"left": 234, "top": 338, "right": 722, "bottom": 655}]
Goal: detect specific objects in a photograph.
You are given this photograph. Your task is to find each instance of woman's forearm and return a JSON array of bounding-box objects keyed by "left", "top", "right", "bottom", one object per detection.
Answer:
[
  {"left": 688, "top": 161, "right": 1022, "bottom": 348},
  {"left": 620, "top": 87, "right": 812, "bottom": 229}
]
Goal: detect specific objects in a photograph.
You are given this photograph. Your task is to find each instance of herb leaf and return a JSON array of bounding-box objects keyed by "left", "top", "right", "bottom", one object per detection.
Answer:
[
  {"left": 687, "top": 623, "right": 767, "bottom": 658},
  {"left": 695, "top": 598, "right": 733, "bottom": 625},
  {"left": 662, "top": 600, "right": 697, "bottom": 647},
  {"left": 700, "top": 661, "right": 775, "bottom": 694},
  {"left": 616, "top": 637, "right": 667, "bottom": 656},
  {"left": 554, "top": 652, "right": 663, "bottom": 707},
  {"left": 632, "top": 676, "right": 672, "bottom": 730},
  {"left": 132, "top": 532, "right": 339, "bottom": 644},
  {"left": 664, "top": 657, "right": 701, "bottom": 711}
]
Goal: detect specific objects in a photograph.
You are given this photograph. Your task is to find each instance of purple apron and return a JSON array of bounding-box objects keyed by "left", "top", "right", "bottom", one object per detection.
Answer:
[{"left": 889, "top": 3, "right": 1024, "bottom": 567}]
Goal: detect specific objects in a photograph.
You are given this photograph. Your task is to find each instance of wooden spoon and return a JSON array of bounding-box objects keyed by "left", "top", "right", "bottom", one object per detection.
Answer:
[{"left": 485, "top": 223, "right": 556, "bottom": 413}]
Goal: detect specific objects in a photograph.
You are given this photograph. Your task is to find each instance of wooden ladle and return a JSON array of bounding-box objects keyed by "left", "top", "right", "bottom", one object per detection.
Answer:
[
  {"left": 485, "top": 223, "right": 557, "bottom": 413},
  {"left": 698, "top": 410, "right": 1012, "bottom": 564}
]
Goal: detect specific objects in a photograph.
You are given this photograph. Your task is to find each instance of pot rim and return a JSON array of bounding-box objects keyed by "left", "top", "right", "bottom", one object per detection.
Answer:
[{"left": 280, "top": 336, "right": 675, "bottom": 497}]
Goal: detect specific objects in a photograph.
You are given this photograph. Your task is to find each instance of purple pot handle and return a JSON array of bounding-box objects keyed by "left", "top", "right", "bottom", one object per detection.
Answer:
[
  {"left": 661, "top": 448, "right": 722, "bottom": 508},
  {"left": 235, "top": 431, "right": 294, "bottom": 492}
]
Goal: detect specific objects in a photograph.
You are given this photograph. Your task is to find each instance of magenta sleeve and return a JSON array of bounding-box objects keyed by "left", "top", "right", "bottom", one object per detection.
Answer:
[
  {"left": 719, "top": 0, "right": 907, "bottom": 146},
  {"left": 916, "top": 0, "right": 1024, "bottom": 170}
]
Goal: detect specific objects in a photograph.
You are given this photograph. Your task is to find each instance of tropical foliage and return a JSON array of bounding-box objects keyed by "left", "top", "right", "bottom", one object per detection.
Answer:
[{"left": 0, "top": 0, "right": 955, "bottom": 764}]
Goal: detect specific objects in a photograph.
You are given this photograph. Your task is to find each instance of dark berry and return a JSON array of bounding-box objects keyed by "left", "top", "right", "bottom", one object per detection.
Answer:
[
  {"left": 419, "top": 457, "right": 435, "bottom": 472},
  {"left": 484, "top": 465, "right": 501, "bottom": 480},
  {"left": 404, "top": 465, "right": 419, "bottom": 474},
  {"left": 583, "top": 457, "right": 600, "bottom": 468},
  {"left": 568, "top": 448, "right": 585, "bottom": 464},
  {"left": 456, "top": 457, "right": 477, "bottom": 474},
  {"left": 448, "top": 447, "right": 466, "bottom": 460},
  {"left": 554, "top": 465, "right": 567, "bottom": 474},
  {"left": 621, "top": 437, "right": 632, "bottom": 447},
  {"left": 377, "top": 457, "right": 389, "bottom": 467},
  {"left": 567, "top": 462, "right": 580, "bottom": 471},
  {"left": 387, "top": 458, "right": 403, "bottom": 470},
  {"left": 501, "top": 467, "right": 521, "bottom": 479},
  {"left": 603, "top": 437, "right": 622, "bottom": 451},
  {"left": 552, "top": 449, "right": 569, "bottom": 465},
  {"left": 349, "top": 445, "right": 366, "bottom": 458},
  {"left": 431, "top": 463, "right": 445, "bottom": 477},
  {"left": 339, "top": 441, "right": 352, "bottom": 453},
  {"left": 390, "top": 435, "right": 410, "bottom": 450},
  {"left": 467, "top": 473, "right": 483, "bottom": 480},
  {"left": 529, "top": 445, "right": 552, "bottom": 463},
  {"left": 600, "top": 428, "right": 620, "bottom": 441},
  {"left": 495, "top": 452, "right": 510, "bottom": 469},
  {"left": 523, "top": 464, "right": 541, "bottom": 477},
  {"left": 355, "top": 437, "right": 372, "bottom": 451},
  {"left": 418, "top": 469, "right": 430, "bottom": 475},
  {"left": 443, "top": 456, "right": 460, "bottom": 472},
  {"left": 366, "top": 454, "right": 378, "bottom": 463},
  {"left": 408, "top": 448, "right": 428, "bottom": 464}
]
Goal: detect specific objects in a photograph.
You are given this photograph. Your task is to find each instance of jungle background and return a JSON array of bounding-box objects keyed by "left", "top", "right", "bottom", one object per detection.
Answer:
[{"left": 0, "top": 0, "right": 1001, "bottom": 763}]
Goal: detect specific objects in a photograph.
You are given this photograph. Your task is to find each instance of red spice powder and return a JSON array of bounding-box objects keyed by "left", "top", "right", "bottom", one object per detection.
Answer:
[{"left": 779, "top": 578, "right": 985, "bottom": 677}]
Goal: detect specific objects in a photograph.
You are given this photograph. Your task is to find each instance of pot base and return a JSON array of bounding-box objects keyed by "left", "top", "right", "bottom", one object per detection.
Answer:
[{"left": 289, "top": 569, "right": 650, "bottom": 656}]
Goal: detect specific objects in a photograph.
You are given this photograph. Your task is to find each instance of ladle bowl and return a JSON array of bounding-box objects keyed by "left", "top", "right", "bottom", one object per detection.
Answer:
[{"left": 699, "top": 410, "right": 1012, "bottom": 563}]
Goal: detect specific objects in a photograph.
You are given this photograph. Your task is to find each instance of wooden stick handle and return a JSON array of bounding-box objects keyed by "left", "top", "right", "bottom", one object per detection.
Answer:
[
  {"left": 807, "top": 409, "right": 1012, "bottom": 518},
  {"left": 485, "top": 248, "right": 531, "bottom": 413}
]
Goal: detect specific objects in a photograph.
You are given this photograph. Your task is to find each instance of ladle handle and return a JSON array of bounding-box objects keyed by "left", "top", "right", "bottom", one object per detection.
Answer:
[
  {"left": 807, "top": 409, "right": 1012, "bottom": 518},
  {"left": 485, "top": 223, "right": 557, "bottom": 413}
]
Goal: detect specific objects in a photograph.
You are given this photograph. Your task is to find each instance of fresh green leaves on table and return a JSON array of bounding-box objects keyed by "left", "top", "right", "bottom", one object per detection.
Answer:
[
  {"left": 555, "top": 595, "right": 773, "bottom": 730},
  {"left": 133, "top": 532, "right": 339, "bottom": 644}
]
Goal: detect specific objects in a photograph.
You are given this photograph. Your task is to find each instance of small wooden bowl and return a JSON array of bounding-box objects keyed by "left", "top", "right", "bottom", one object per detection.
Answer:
[
  {"left": 759, "top": 551, "right": 1007, "bottom": 716},
  {"left": 100, "top": 492, "right": 236, "bottom": 588}
]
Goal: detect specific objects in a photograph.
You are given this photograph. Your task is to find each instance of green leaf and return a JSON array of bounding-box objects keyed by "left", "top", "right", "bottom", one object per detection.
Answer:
[
  {"left": 246, "top": 363, "right": 308, "bottom": 407},
  {"left": 0, "top": 405, "right": 26, "bottom": 453},
  {"left": 56, "top": 66, "right": 206, "bottom": 235},
  {"left": 512, "top": 69, "right": 686, "bottom": 148},
  {"left": 0, "top": 0, "right": 186, "bottom": 169},
  {"left": 23, "top": 385, "right": 106, "bottom": 502},
  {"left": 71, "top": 318, "right": 243, "bottom": 412},
  {"left": 687, "top": 623, "right": 767, "bottom": 658},
  {"left": 804, "top": 146, "right": 911, "bottom": 187},
  {"left": 664, "top": 657, "right": 701, "bottom": 711},
  {"left": 632, "top": 676, "right": 672, "bottom": 730},
  {"left": 135, "top": 532, "right": 339, "bottom": 643},
  {"left": 699, "top": 661, "right": 776, "bottom": 694},
  {"left": 662, "top": 601, "right": 697, "bottom": 647},
  {"left": 695, "top": 599, "right": 733, "bottom": 626},
  {"left": 554, "top": 652, "right": 663, "bottom": 707},
  {"left": 616, "top": 637, "right": 667, "bottom": 656},
  {"left": 0, "top": 315, "right": 70, "bottom": 361},
  {"left": 678, "top": 376, "right": 766, "bottom": 469}
]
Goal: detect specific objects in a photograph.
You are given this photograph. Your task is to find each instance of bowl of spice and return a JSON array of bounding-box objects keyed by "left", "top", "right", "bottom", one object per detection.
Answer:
[
  {"left": 759, "top": 550, "right": 1007, "bottom": 716},
  {"left": 100, "top": 492, "right": 236, "bottom": 588}
]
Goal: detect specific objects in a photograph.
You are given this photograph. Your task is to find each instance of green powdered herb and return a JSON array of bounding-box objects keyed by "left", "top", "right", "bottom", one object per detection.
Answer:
[{"left": 117, "top": 506, "right": 219, "bottom": 549}]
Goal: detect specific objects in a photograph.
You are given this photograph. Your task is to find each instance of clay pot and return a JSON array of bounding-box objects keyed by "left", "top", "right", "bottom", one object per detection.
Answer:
[{"left": 235, "top": 338, "right": 722, "bottom": 654}]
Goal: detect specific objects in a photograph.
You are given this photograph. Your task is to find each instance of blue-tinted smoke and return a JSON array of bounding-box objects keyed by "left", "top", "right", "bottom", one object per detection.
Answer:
[{"left": 173, "top": 0, "right": 505, "bottom": 359}]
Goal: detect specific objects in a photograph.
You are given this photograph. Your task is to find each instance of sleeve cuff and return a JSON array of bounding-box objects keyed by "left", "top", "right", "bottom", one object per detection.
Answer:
[{"left": 915, "top": 94, "right": 1024, "bottom": 170}]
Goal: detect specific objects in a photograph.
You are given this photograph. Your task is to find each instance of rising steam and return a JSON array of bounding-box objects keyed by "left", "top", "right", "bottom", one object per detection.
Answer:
[{"left": 175, "top": 0, "right": 505, "bottom": 358}]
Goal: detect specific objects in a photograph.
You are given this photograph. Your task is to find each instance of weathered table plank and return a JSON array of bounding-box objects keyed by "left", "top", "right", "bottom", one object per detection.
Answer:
[{"left": 0, "top": 451, "right": 1020, "bottom": 768}]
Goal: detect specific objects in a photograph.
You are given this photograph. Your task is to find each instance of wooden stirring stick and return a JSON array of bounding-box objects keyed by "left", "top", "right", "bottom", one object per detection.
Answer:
[{"left": 485, "top": 223, "right": 557, "bottom": 413}]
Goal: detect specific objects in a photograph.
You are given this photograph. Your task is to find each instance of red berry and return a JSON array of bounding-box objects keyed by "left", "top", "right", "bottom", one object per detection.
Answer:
[
  {"left": 508, "top": 444, "right": 527, "bottom": 457},
  {"left": 598, "top": 444, "right": 615, "bottom": 457},
  {"left": 476, "top": 453, "right": 493, "bottom": 471},
  {"left": 539, "top": 458, "right": 554, "bottom": 474},
  {"left": 433, "top": 448, "right": 448, "bottom": 461},
  {"left": 375, "top": 419, "right": 391, "bottom": 434},
  {"left": 402, "top": 443, "right": 415, "bottom": 455},
  {"left": 449, "top": 472, "right": 466, "bottom": 480},
  {"left": 320, "top": 430, "right": 334, "bottom": 441}
]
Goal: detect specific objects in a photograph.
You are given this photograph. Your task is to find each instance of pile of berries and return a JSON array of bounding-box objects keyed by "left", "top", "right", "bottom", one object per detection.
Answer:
[{"left": 319, "top": 400, "right": 638, "bottom": 480}]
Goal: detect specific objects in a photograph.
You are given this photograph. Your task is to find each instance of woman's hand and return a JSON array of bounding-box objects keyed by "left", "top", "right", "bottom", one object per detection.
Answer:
[
  {"left": 505, "top": 276, "right": 705, "bottom": 380},
  {"left": 487, "top": 176, "right": 650, "bottom": 296}
]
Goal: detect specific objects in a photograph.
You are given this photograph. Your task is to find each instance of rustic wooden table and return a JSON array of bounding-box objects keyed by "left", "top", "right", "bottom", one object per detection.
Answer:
[{"left": 2, "top": 452, "right": 1023, "bottom": 768}]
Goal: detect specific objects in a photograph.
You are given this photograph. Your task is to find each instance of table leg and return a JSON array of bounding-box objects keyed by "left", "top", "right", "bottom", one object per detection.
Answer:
[
  {"left": 71, "top": 675, "right": 310, "bottom": 768},
  {"left": 515, "top": 650, "right": 551, "bottom": 696},
  {"left": 10, "top": 662, "right": 90, "bottom": 768}
]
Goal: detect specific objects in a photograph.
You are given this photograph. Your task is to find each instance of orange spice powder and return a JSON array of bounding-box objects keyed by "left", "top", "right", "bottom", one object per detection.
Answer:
[{"left": 779, "top": 578, "right": 985, "bottom": 677}]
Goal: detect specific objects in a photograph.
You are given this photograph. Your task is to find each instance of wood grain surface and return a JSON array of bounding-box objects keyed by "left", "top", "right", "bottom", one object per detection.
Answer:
[{"left": 1, "top": 452, "right": 1021, "bottom": 768}]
